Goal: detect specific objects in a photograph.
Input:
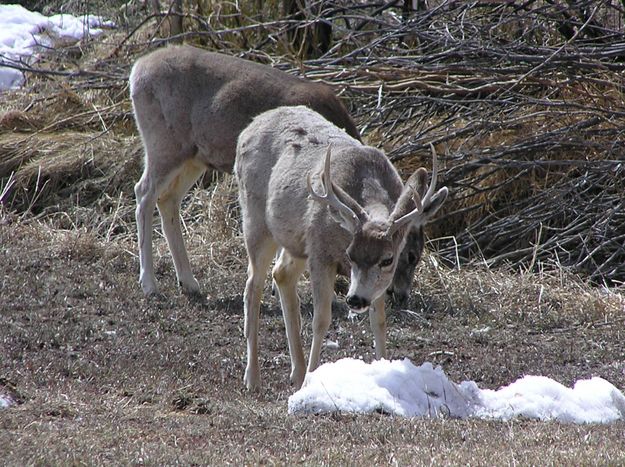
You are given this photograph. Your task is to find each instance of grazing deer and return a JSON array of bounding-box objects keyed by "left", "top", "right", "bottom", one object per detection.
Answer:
[
  {"left": 235, "top": 106, "right": 448, "bottom": 390},
  {"left": 130, "top": 45, "right": 360, "bottom": 296}
]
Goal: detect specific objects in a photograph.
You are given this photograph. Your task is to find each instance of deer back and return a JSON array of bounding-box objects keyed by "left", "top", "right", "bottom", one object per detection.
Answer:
[{"left": 130, "top": 45, "right": 359, "bottom": 173}]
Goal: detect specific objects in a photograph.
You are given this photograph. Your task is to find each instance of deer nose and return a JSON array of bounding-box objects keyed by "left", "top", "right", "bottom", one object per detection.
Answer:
[{"left": 346, "top": 294, "right": 370, "bottom": 311}]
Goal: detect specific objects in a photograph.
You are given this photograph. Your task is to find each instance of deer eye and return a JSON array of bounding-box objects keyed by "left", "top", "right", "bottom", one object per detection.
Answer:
[{"left": 379, "top": 257, "right": 393, "bottom": 268}]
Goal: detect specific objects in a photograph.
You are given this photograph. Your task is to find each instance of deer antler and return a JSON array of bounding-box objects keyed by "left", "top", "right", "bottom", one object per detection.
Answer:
[
  {"left": 307, "top": 145, "right": 364, "bottom": 232},
  {"left": 388, "top": 144, "right": 445, "bottom": 234}
]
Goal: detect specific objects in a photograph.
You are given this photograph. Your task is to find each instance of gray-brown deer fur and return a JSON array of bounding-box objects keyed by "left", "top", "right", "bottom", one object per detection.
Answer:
[
  {"left": 235, "top": 106, "right": 448, "bottom": 390},
  {"left": 130, "top": 45, "right": 360, "bottom": 295}
]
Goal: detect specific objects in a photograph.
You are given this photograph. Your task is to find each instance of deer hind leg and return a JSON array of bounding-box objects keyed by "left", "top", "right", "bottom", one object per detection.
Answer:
[
  {"left": 370, "top": 295, "right": 387, "bottom": 359},
  {"left": 156, "top": 159, "right": 206, "bottom": 295},
  {"left": 135, "top": 166, "right": 160, "bottom": 295},
  {"left": 242, "top": 232, "right": 277, "bottom": 391},
  {"left": 272, "top": 249, "right": 307, "bottom": 388},
  {"left": 307, "top": 261, "right": 337, "bottom": 373}
]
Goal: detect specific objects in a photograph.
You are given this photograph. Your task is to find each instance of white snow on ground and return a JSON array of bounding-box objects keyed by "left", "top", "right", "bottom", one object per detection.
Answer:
[
  {"left": 288, "top": 358, "right": 625, "bottom": 424},
  {"left": 0, "top": 4, "right": 114, "bottom": 90},
  {"left": 0, "top": 396, "right": 13, "bottom": 408}
]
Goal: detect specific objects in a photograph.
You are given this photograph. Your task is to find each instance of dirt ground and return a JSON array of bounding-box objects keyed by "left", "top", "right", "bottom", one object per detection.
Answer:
[{"left": 1, "top": 197, "right": 624, "bottom": 464}]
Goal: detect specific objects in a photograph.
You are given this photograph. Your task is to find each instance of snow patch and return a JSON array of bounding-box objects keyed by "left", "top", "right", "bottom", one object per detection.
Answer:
[
  {"left": 0, "top": 4, "right": 114, "bottom": 90},
  {"left": 289, "top": 358, "right": 625, "bottom": 424}
]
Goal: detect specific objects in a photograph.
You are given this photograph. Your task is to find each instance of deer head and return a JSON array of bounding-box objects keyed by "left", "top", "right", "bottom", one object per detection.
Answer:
[{"left": 308, "top": 145, "right": 448, "bottom": 312}]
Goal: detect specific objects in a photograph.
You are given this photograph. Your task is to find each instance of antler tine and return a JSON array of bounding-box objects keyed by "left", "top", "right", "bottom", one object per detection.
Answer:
[
  {"left": 307, "top": 145, "right": 360, "bottom": 226},
  {"left": 422, "top": 143, "right": 439, "bottom": 207}
]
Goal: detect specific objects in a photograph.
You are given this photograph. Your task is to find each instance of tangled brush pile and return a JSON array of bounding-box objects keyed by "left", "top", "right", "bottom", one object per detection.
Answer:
[{"left": 1, "top": 0, "right": 624, "bottom": 283}]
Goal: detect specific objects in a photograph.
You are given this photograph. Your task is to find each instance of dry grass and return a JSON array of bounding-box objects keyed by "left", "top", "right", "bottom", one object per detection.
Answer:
[{"left": 1, "top": 204, "right": 625, "bottom": 465}]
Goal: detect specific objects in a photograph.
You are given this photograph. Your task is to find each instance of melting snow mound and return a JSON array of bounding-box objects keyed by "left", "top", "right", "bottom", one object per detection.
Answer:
[
  {"left": 474, "top": 374, "right": 625, "bottom": 424},
  {"left": 288, "top": 358, "right": 625, "bottom": 424}
]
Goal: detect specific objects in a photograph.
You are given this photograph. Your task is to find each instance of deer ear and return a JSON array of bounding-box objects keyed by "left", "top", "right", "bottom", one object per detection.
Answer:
[
  {"left": 309, "top": 176, "right": 362, "bottom": 234},
  {"left": 333, "top": 182, "right": 368, "bottom": 223},
  {"left": 407, "top": 167, "right": 428, "bottom": 199},
  {"left": 328, "top": 206, "right": 358, "bottom": 234},
  {"left": 417, "top": 187, "right": 448, "bottom": 225},
  {"left": 330, "top": 181, "right": 368, "bottom": 233}
]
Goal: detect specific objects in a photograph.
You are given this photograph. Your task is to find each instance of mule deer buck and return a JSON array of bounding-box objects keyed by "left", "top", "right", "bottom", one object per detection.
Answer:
[
  {"left": 130, "top": 45, "right": 360, "bottom": 296},
  {"left": 235, "top": 106, "right": 448, "bottom": 390}
]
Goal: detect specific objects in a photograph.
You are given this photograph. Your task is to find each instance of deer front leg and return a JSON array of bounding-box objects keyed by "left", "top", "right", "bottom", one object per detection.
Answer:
[
  {"left": 308, "top": 262, "right": 337, "bottom": 373},
  {"left": 272, "top": 250, "right": 307, "bottom": 388},
  {"left": 370, "top": 295, "right": 387, "bottom": 359},
  {"left": 242, "top": 237, "right": 277, "bottom": 391}
]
